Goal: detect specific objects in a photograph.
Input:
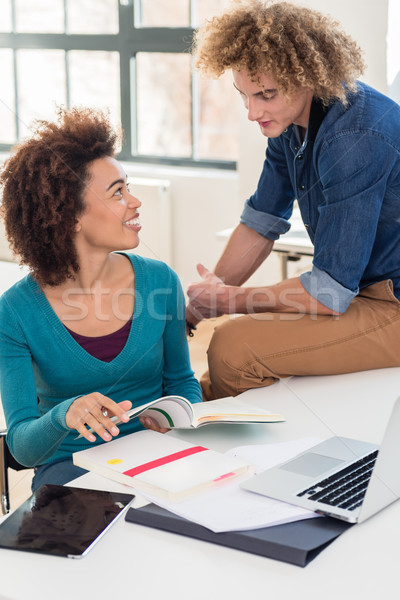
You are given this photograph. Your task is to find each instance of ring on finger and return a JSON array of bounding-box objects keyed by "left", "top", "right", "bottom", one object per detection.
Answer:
[{"left": 101, "top": 406, "right": 108, "bottom": 418}]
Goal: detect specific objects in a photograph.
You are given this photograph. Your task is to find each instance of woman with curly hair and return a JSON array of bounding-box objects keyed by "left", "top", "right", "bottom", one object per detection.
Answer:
[
  {"left": 0, "top": 108, "right": 201, "bottom": 489},
  {"left": 187, "top": 0, "right": 400, "bottom": 400}
]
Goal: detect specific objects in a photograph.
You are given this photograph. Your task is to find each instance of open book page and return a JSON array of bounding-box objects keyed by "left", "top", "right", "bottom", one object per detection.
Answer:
[
  {"left": 136, "top": 397, "right": 194, "bottom": 428},
  {"left": 107, "top": 396, "right": 194, "bottom": 428},
  {"left": 191, "top": 396, "right": 284, "bottom": 426},
  {"left": 116, "top": 395, "right": 283, "bottom": 429}
]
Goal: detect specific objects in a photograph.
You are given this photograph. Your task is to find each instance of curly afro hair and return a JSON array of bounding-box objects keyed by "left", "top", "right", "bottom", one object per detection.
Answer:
[
  {"left": 0, "top": 107, "right": 120, "bottom": 286},
  {"left": 193, "top": 0, "right": 365, "bottom": 104}
]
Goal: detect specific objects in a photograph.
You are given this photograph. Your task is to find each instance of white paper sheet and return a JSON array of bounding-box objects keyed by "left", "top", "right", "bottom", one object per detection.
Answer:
[{"left": 131, "top": 437, "right": 322, "bottom": 532}]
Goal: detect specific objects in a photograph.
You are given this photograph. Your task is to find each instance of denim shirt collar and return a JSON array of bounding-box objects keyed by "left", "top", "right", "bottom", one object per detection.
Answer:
[
  {"left": 307, "top": 98, "right": 329, "bottom": 141},
  {"left": 282, "top": 97, "right": 328, "bottom": 148}
]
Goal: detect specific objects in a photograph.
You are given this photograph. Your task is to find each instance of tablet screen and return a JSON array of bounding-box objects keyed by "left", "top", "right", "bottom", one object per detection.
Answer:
[{"left": 0, "top": 484, "right": 134, "bottom": 558}]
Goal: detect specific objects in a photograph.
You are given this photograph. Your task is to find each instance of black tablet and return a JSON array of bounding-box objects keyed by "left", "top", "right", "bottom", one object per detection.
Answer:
[{"left": 0, "top": 484, "right": 134, "bottom": 558}]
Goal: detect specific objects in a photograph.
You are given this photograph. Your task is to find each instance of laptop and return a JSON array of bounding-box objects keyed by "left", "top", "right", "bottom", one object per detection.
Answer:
[{"left": 241, "top": 397, "right": 400, "bottom": 524}]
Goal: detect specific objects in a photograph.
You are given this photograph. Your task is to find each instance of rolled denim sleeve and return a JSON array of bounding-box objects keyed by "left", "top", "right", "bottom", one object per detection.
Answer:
[
  {"left": 240, "top": 200, "right": 291, "bottom": 240},
  {"left": 300, "top": 266, "right": 358, "bottom": 312}
]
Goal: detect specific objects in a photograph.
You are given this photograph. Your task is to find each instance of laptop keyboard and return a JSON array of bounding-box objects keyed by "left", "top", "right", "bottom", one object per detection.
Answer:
[{"left": 297, "top": 450, "right": 379, "bottom": 511}]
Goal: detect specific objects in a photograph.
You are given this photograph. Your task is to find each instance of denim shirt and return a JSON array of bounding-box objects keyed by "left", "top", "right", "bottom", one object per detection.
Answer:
[{"left": 240, "top": 82, "right": 400, "bottom": 312}]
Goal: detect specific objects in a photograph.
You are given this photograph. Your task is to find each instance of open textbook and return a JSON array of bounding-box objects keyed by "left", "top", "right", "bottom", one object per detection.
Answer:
[
  {"left": 73, "top": 430, "right": 253, "bottom": 502},
  {"left": 109, "top": 395, "right": 284, "bottom": 430}
]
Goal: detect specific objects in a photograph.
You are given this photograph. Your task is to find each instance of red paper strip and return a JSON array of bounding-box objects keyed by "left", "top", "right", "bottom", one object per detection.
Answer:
[
  {"left": 123, "top": 446, "right": 208, "bottom": 477},
  {"left": 213, "top": 472, "right": 235, "bottom": 482}
]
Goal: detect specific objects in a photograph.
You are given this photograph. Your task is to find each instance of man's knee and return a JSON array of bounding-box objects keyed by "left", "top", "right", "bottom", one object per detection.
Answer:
[
  {"left": 206, "top": 319, "right": 243, "bottom": 397},
  {"left": 207, "top": 319, "right": 239, "bottom": 369},
  {"left": 206, "top": 317, "right": 280, "bottom": 397}
]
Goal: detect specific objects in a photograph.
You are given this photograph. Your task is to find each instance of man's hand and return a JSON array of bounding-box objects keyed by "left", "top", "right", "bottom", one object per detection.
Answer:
[
  {"left": 185, "top": 225, "right": 274, "bottom": 330},
  {"left": 187, "top": 264, "right": 238, "bottom": 320}
]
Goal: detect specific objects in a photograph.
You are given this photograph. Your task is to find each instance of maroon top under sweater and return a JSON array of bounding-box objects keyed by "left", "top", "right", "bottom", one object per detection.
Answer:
[{"left": 65, "top": 318, "right": 132, "bottom": 362}]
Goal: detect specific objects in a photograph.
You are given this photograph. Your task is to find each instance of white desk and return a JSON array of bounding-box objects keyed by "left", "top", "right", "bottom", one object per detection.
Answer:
[{"left": 1, "top": 368, "right": 399, "bottom": 600}]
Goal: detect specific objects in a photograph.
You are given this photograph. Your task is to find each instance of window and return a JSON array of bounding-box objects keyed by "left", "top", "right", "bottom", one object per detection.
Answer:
[{"left": 0, "top": 0, "right": 239, "bottom": 168}]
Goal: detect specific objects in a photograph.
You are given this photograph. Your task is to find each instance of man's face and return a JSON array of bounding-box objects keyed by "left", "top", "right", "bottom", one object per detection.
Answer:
[{"left": 232, "top": 70, "right": 313, "bottom": 138}]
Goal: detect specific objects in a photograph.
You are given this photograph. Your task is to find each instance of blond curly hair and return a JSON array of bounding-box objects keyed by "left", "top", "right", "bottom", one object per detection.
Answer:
[{"left": 193, "top": 0, "right": 365, "bottom": 104}]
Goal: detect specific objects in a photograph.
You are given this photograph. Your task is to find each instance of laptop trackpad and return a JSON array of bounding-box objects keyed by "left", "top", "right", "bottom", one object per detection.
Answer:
[{"left": 279, "top": 452, "right": 345, "bottom": 478}]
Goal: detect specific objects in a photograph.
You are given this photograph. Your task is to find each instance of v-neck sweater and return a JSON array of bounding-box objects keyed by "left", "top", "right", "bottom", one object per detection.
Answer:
[{"left": 0, "top": 254, "right": 201, "bottom": 467}]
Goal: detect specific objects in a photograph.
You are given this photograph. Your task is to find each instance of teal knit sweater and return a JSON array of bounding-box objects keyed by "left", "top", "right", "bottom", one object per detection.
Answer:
[{"left": 0, "top": 254, "right": 202, "bottom": 467}]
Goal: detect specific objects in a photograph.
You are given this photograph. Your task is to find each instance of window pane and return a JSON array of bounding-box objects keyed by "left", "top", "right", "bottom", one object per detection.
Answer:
[
  {"left": 15, "top": 0, "right": 64, "bottom": 33},
  {"left": 136, "top": 53, "right": 192, "bottom": 157},
  {"left": 69, "top": 51, "right": 121, "bottom": 141},
  {"left": 0, "top": 49, "right": 16, "bottom": 144},
  {"left": 0, "top": 0, "right": 12, "bottom": 32},
  {"left": 17, "top": 50, "right": 66, "bottom": 139},
  {"left": 138, "top": 0, "right": 189, "bottom": 27},
  {"left": 197, "top": 71, "right": 239, "bottom": 161},
  {"left": 195, "top": 0, "right": 232, "bottom": 26},
  {"left": 67, "top": 0, "right": 119, "bottom": 34}
]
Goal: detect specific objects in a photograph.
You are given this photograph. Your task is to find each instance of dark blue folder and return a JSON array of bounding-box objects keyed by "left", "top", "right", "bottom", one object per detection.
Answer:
[{"left": 125, "top": 503, "right": 352, "bottom": 567}]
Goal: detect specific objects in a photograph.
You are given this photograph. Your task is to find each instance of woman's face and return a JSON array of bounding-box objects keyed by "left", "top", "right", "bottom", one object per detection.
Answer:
[{"left": 75, "top": 156, "right": 141, "bottom": 253}]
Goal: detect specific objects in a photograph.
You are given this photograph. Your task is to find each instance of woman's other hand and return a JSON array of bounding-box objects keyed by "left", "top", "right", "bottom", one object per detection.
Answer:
[
  {"left": 66, "top": 393, "right": 132, "bottom": 442},
  {"left": 138, "top": 416, "right": 170, "bottom": 434}
]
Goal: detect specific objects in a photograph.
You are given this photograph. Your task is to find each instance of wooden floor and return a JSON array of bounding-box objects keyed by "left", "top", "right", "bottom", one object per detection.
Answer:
[{"left": 1, "top": 317, "right": 220, "bottom": 512}]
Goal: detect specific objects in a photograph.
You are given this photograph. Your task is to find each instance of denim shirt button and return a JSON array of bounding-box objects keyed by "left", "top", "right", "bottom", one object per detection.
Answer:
[
  {"left": 304, "top": 223, "right": 310, "bottom": 229},
  {"left": 297, "top": 154, "right": 303, "bottom": 160},
  {"left": 300, "top": 185, "right": 305, "bottom": 191}
]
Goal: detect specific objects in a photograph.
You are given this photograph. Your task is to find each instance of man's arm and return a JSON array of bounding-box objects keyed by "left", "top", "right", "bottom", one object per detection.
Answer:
[
  {"left": 187, "top": 267, "right": 341, "bottom": 320},
  {"left": 213, "top": 223, "right": 274, "bottom": 285},
  {"left": 186, "top": 223, "right": 340, "bottom": 322}
]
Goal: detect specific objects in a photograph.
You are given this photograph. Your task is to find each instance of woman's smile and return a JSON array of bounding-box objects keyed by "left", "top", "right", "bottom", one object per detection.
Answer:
[{"left": 123, "top": 216, "right": 141, "bottom": 232}]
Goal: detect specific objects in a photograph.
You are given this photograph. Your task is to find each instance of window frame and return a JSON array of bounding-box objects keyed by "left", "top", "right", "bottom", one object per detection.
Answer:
[{"left": 0, "top": 0, "right": 236, "bottom": 170}]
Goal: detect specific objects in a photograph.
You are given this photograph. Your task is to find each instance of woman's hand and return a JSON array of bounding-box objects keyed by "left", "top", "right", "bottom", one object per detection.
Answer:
[
  {"left": 66, "top": 393, "right": 132, "bottom": 443},
  {"left": 138, "top": 416, "right": 170, "bottom": 434}
]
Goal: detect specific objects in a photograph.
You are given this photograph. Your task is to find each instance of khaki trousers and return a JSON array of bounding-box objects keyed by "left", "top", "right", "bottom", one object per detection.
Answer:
[{"left": 200, "top": 280, "right": 400, "bottom": 401}]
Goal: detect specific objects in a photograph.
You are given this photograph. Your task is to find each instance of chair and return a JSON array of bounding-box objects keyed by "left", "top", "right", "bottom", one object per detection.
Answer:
[{"left": 0, "top": 429, "right": 29, "bottom": 514}]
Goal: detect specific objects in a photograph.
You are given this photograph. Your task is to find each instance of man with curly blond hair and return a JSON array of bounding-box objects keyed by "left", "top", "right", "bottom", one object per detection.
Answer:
[{"left": 187, "top": 0, "right": 400, "bottom": 400}]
